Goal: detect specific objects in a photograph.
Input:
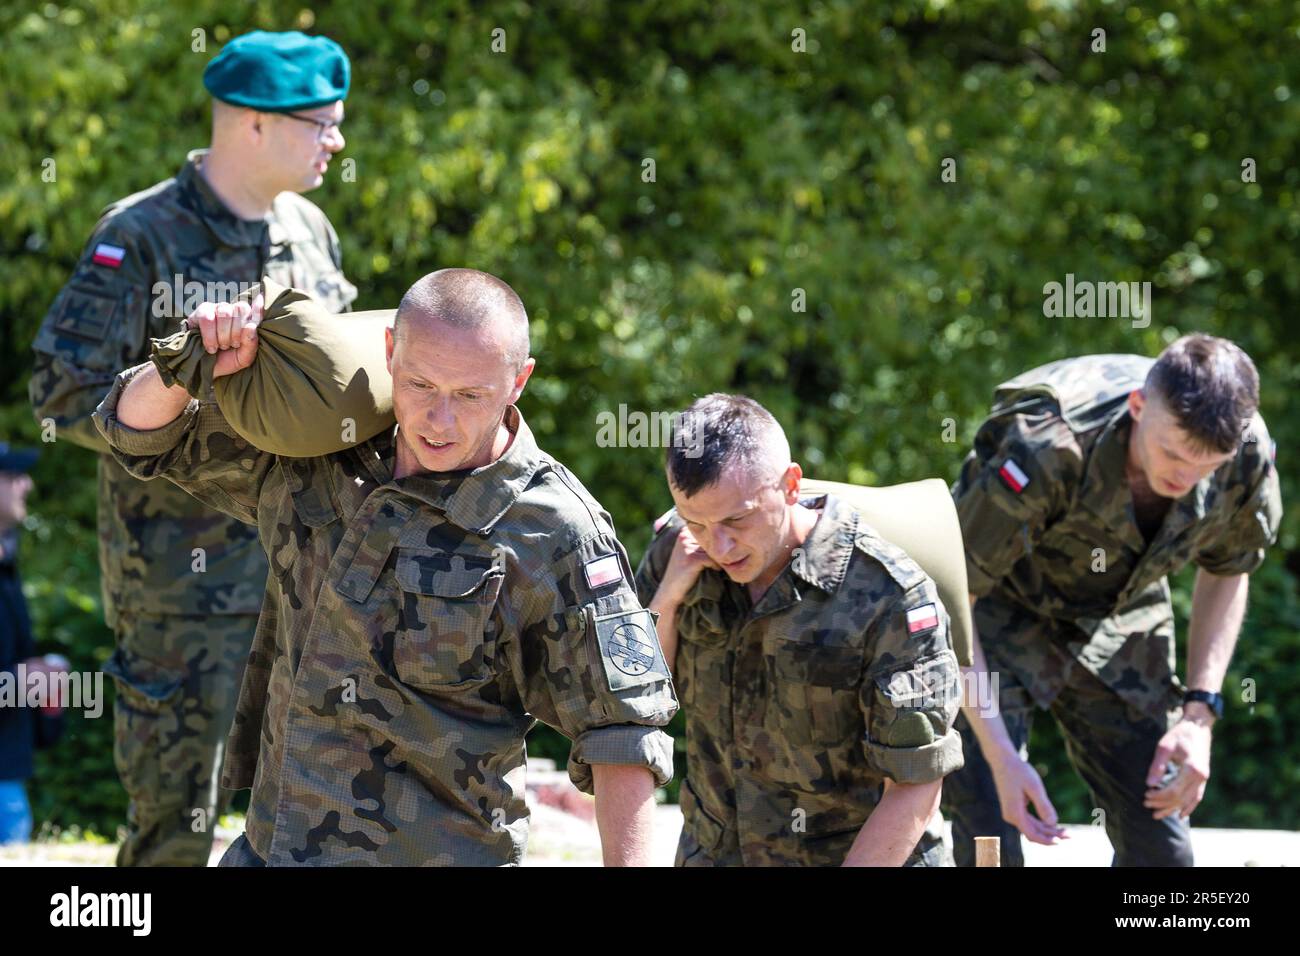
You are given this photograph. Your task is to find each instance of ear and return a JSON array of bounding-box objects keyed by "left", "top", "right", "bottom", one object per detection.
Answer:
[
  {"left": 507, "top": 357, "right": 536, "bottom": 405},
  {"left": 385, "top": 326, "right": 396, "bottom": 373},
  {"left": 1127, "top": 387, "right": 1146, "bottom": 422},
  {"left": 782, "top": 462, "right": 803, "bottom": 504},
  {"left": 243, "top": 108, "right": 267, "bottom": 146}
]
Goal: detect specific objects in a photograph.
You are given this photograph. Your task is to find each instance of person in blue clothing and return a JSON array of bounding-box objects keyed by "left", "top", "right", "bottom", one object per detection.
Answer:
[{"left": 0, "top": 442, "right": 66, "bottom": 844}]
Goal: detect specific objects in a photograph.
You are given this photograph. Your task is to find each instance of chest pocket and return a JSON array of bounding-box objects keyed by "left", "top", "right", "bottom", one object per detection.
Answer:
[
  {"left": 766, "top": 639, "right": 862, "bottom": 747},
  {"left": 676, "top": 620, "right": 730, "bottom": 713},
  {"left": 674, "top": 573, "right": 735, "bottom": 708},
  {"left": 393, "top": 549, "right": 504, "bottom": 692}
]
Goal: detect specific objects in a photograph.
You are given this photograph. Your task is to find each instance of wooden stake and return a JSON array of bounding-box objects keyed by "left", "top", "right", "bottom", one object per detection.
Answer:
[{"left": 975, "top": 836, "right": 1000, "bottom": 867}]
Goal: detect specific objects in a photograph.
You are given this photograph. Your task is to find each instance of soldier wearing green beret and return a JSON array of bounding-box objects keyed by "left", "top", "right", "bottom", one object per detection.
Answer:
[
  {"left": 28, "top": 29, "right": 356, "bottom": 867},
  {"left": 943, "top": 335, "right": 1282, "bottom": 866}
]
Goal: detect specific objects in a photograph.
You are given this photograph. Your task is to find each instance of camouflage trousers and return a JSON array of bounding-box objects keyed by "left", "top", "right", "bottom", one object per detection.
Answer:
[
  {"left": 942, "top": 605, "right": 1192, "bottom": 867},
  {"left": 675, "top": 802, "right": 950, "bottom": 867},
  {"left": 103, "top": 612, "right": 256, "bottom": 867}
]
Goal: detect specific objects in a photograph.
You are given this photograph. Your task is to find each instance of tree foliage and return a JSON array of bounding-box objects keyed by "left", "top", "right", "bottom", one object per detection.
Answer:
[{"left": 2, "top": 0, "right": 1297, "bottom": 832}]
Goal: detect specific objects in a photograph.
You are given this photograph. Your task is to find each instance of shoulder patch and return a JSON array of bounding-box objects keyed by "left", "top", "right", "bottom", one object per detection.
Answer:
[
  {"left": 879, "top": 650, "right": 960, "bottom": 711},
  {"left": 92, "top": 243, "right": 125, "bottom": 268},
  {"left": 584, "top": 553, "right": 623, "bottom": 590},
  {"left": 592, "top": 607, "right": 670, "bottom": 691},
  {"left": 905, "top": 602, "right": 940, "bottom": 634},
  {"left": 52, "top": 286, "right": 121, "bottom": 341},
  {"left": 998, "top": 458, "right": 1030, "bottom": 493}
]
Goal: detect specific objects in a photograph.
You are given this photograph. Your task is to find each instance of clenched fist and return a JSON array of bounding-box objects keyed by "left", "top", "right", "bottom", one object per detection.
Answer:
[{"left": 185, "top": 293, "right": 264, "bottom": 378}]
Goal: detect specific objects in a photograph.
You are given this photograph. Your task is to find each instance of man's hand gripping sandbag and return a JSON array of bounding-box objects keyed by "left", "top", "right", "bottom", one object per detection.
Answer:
[{"left": 149, "top": 278, "right": 397, "bottom": 457}]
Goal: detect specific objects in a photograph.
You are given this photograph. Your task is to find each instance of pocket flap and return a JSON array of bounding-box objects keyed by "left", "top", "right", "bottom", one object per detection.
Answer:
[
  {"left": 102, "top": 647, "right": 184, "bottom": 710},
  {"left": 395, "top": 550, "right": 500, "bottom": 598},
  {"left": 679, "top": 777, "right": 726, "bottom": 852}
]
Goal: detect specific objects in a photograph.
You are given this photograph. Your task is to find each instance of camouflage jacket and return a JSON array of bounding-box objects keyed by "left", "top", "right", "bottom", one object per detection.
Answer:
[
  {"left": 30, "top": 149, "right": 356, "bottom": 625},
  {"left": 954, "top": 353, "right": 1283, "bottom": 722},
  {"left": 93, "top": 375, "right": 678, "bottom": 866},
  {"left": 634, "top": 493, "right": 963, "bottom": 866}
]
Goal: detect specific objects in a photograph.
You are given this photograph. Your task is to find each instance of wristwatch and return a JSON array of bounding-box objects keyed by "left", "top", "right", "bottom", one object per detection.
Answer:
[{"left": 1183, "top": 689, "right": 1224, "bottom": 719}]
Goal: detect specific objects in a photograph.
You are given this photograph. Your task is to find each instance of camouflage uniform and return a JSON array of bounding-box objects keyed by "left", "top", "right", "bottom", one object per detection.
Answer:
[
  {"left": 29, "top": 150, "right": 356, "bottom": 865},
  {"left": 942, "top": 354, "right": 1283, "bottom": 866},
  {"left": 635, "top": 493, "right": 964, "bottom": 867},
  {"left": 92, "top": 380, "right": 678, "bottom": 866}
]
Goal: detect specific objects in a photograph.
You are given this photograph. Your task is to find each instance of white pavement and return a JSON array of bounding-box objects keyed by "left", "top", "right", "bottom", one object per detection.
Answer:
[{"left": 2, "top": 807, "right": 1295, "bottom": 866}]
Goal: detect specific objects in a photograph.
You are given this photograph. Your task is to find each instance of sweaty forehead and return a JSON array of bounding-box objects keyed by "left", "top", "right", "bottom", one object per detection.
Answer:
[
  {"left": 394, "top": 317, "right": 512, "bottom": 386},
  {"left": 672, "top": 464, "right": 772, "bottom": 521},
  {"left": 1144, "top": 408, "right": 1236, "bottom": 463}
]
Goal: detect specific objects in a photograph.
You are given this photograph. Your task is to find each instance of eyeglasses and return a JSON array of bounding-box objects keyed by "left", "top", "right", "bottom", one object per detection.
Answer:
[{"left": 279, "top": 111, "right": 344, "bottom": 142}]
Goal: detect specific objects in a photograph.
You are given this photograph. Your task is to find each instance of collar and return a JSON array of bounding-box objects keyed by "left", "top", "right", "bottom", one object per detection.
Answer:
[
  {"left": 178, "top": 149, "right": 302, "bottom": 249},
  {"left": 370, "top": 405, "right": 548, "bottom": 535},
  {"left": 789, "top": 493, "right": 858, "bottom": 593},
  {"left": 748, "top": 493, "right": 856, "bottom": 618},
  {"left": 1079, "top": 404, "right": 1213, "bottom": 549}
]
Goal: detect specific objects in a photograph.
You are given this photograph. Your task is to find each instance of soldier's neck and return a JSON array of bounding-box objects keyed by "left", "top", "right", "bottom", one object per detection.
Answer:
[
  {"left": 198, "top": 147, "right": 279, "bottom": 221},
  {"left": 745, "top": 503, "right": 819, "bottom": 603}
]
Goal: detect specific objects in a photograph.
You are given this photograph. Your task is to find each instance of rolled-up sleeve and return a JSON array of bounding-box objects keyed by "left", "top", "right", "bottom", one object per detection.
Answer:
[
  {"left": 92, "top": 361, "right": 275, "bottom": 525},
  {"left": 513, "top": 529, "right": 679, "bottom": 794},
  {"left": 1194, "top": 427, "right": 1283, "bottom": 576},
  {"left": 567, "top": 723, "right": 675, "bottom": 793},
  {"left": 93, "top": 362, "right": 202, "bottom": 456},
  {"left": 861, "top": 581, "right": 965, "bottom": 784}
]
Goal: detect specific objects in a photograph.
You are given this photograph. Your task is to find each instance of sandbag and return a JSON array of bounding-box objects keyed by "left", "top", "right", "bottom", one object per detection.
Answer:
[
  {"left": 801, "top": 477, "right": 973, "bottom": 666},
  {"left": 150, "top": 277, "right": 396, "bottom": 457}
]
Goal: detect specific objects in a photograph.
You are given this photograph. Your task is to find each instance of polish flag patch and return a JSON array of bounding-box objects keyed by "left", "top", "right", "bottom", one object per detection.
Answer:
[
  {"left": 998, "top": 458, "right": 1030, "bottom": 494},
  {"left": 906, "top": 603, "right": 940, "bottom": 634},
  {"left": 92, "top": 243, "right": 125, "bottom": 268},
  {"left": 653, "top": 508, "right": 676, "bottom": 534},
  {"left": 584, "top": 554, "right": 624, "bottom": 589}
]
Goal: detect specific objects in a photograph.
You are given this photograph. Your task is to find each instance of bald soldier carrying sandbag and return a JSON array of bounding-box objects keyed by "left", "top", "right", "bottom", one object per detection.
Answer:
[{"left": 92, "top": 269, "right": 678, "bottom": 866}]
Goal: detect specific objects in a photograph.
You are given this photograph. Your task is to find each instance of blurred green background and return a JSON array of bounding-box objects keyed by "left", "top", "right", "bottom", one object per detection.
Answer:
[{"left": 1, "top": 0, "right": 1297, "bottom": 837}]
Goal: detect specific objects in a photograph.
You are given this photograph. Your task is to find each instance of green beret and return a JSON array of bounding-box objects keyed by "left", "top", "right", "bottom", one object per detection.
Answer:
[{"left": 203, "top": 30, "right": 350, "bottom": 112}]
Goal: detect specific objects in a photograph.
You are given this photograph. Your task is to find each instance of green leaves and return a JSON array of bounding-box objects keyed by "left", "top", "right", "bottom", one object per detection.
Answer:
[{"left": 4, "top": 0, "right": 1299, "bottom": 830}]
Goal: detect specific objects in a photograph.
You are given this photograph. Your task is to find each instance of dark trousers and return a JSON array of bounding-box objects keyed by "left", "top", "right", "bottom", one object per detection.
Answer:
[
  {"left": 942, "top": 659, "right": 1193, "bottom": 867},
  {"left": 218, "top": 832, "right": 267, "bottom": 867}
]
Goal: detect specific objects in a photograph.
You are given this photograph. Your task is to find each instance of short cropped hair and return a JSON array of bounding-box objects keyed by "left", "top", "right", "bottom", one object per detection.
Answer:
[
  {"left": 666, "top": 394, "right": 791, "bottom": 497},
  {"left": 394, "top": 268, "right": 530, "bottom": 372},
  {"left": 1146, "top": 333, "right": 1259, "bottom": 454}
]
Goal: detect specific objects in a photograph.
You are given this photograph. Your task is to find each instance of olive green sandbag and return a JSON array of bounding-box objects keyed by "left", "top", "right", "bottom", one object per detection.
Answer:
[
  {"left": 150, "top": 277, "right": 396, "bottom": 457},
  {"left": 801, "top": 477, "right": 973, "bottom": 666}
]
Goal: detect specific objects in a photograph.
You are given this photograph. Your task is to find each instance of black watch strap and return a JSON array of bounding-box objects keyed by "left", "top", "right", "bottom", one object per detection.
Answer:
[{"left": 1183, "top": 689, "right": 1224, "bottom": 719}]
